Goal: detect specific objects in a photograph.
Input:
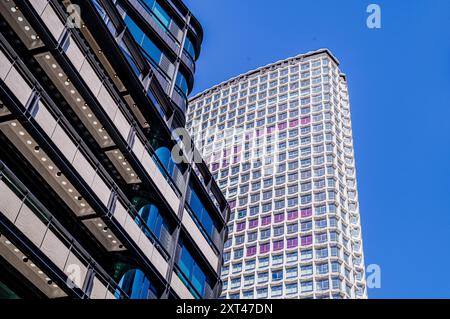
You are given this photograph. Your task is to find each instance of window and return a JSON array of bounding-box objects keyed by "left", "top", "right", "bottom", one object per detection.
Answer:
[
  {"left": 272, "top": 270, "right": 283, "bottom": 281},
  {"left": 232, "top": 262, "right": 242, "bottom": 273},
  {"left": 178, "top": 242, "right": 210, "bottom": 298},
  {"left": 301, "top": 221, "right": 312, "bottom": 231},
  {"left": 287, "top": 211, "right": 298, "bottom": 220},
  {"left": 316, "top": 263, "right": 329, "bottom": 274},
  {"left": 272, "top": 254, "right": 283, "bottom": 265},
  {"left": 316, "top": 248, "right": 328, "bottom": 259},
  {"left": 301, "top": 207, "right": 313, "bottom": 218},
  {"left": 332, "top": 277, "right": 341, "bottom": 290},
  {"left": 271, "top": 285, "right": 283, "bottom": 297},
  {"left": 274, "top": 213, "right": 285, "bottom": 223},
  {"left": 286, "top": 252, "right": 298, "bottom": 263},
  {"left": 234, "top": 248, "right": 244, "bottom": 259},
  {"left": 286, "top": 267, "right": 297, "bottom": 279},
  {"left": 135, "top": 200, "right": 173, "bottom": 251},
  {"left": 237, "top": 209, "right": 247, "bottom": 219},
  {"left": 175, "top": 72, "right": 189, "bottom": 96},
  {"left": 230, "top": 277, "right": 241, "bottom": 289},
  {"left": 273, "top": 240, "right": 284, "bottom": 251},
  {"left": 236, "top": 221, "right": 245, "bottom": 232},
  {"left": 260, "top": 228, "right": 271, "bottom": 240},
  {"left": 246, "top": 246, "right": 257, "bottom": 257},
  {"left": 258, "top": 272, "right": 269, "bottom": 283},
  {"left": 287, "top": 237, "right": 298, "bottom": 249},
  {"left": 248, "top": 232, "right": 257, "bottom": 242},
  {"left": 234, "top": 235, "right": 244, "bottom": 245},
  {"left": 316, "top": 219, "right": 327, "bottom": 229},
  {"left": 286, "top": 283, "right": 298, "bottom": 294},
  {"left": 244, "top": 275, "right": 255, "bottom": 286},
  {"left": 260, "top": 243, "right": 270, "bottom": 254},
  {"left": 301, "top": 249, "right": 313, "bottom": 261},
  {"left": 273, "top": 226, "right": 284, "bottom": 237},
  {"left": 188, "top": 185, "right": 218, "bottom": 240},
  {"left": 316, "top": 233, "right": 328, "bottom": 243},
  {"left": 317, "top": 279, "right": 329, "bottom": 291},
  {"left": 183, "top": 35, "right": 196, "bottom": 60},
  {"left": 245, "top": 259, "right": 256, "bottom": 270},
  {"left": 301, "top": 281, "right": 313, "bottom": 292},
  {"left": 222, "top": 265, "right": 229, "bottom": 275},
  {"left": 249, "top": 218, "right": 258, "bottom": 229},
  {"left": 297, "top": 261, "right": 313, "bottom": 276},
  {"left": 300, "top": 170, "right": 311, "bottom": 179},
  {"left": 117, "top": 268, "right": 159, "bottom": 299},
  {"left": 257, "top": 287, "right": 268, "bottom": 298},
  {"left": 287, "top": 223, "right": 298, "bottom": 234},
  {"left": 259, "top": 257, "right": 269, "bottom": 268},
  {"left": 261, "top": 215, "right": 271, "bottom": 226}
]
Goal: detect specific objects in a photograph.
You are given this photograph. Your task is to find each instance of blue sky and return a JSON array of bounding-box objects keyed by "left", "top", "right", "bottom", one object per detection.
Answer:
[{"left": 184, "top": 0, "right": 450, "bottom": 298}]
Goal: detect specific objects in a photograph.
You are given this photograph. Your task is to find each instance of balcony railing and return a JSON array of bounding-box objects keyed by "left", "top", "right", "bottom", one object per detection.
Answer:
[{"left": 0, "top": 162, "right": 129, "bottom": 299}]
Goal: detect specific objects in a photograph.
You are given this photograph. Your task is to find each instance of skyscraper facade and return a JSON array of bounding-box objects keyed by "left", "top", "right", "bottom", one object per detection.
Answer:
[
  {"left": 187, "top": 49, "right": 367, "bottom": 299},
  {"left": 0, "top": 0, "right": 229, "bottom": 299}
]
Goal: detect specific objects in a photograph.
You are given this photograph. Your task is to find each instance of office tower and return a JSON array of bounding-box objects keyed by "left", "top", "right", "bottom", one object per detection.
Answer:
[
  {"left": 0, "top": 0, "right": 229, "bottom": 299},
  {"left": 187, "top": 49, "right": 367, "bottom": 299}
]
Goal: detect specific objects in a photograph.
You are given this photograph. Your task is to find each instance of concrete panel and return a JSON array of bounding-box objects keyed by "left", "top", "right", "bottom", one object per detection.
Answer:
[
  {"left": 51, "top": 125, "right": 77, "bottom": 163},
  {"left": 0, "top": 180, "right": 23, "bottom": 222},
  {"left": 33, "top": 101, "right": 57, "bottom": 137},
  {"left": 41, "top": 4, "right": 64, "bottom": 41},
  {"left": 131, "top": 138, "right": 145, "bottom": 162},
  {"left": 90, "top": 277, "right": 108, "bottom": 299},
  {"left": 170, "top": 272, "right": 194, "bottom": 299},
  {"left": 29, "top": 0, "right": 49, "bottom": 16},
  {"left": 64, "top": 37, "right": 86, "bottom": 71},
  {"left": 112, "top": 110, "right": 130, "bottom": 141},
  {"left": 15, "top": 204, "right": 47, "bottom": 247},
  {"left": 123, "top": 214, "right": 141, "bottom": 245},
  {"left": 137, "top": 234, "right": 155, "bottom": 265},
  {"left": 150, "top": 248, "right": 168, "bottom": 277},
  {"left": 113, "top": 200, "right": 128, "bottom": 227},
  {"left": 40, "top": 230, "right": 70, "bottom": 270},
  {"left": 0, "top": 49, "right": 12, "bottom": 80},
  {"left": 140, "top": 152, "right": 157, "bottom": 178},
  {"left": 96, "top": 85, "right": 117, "bottom": 119},
  {"left": 4, "top": 67, "right": 32, "bottom": 106},
  {"left": 79, "top": 60, "right": 102, "bottom": 96},
  {"left": 182, "top": 211, "right": 219, "bottom": 270},
  {"left": 90, "top": 172, "right": 111, "bottom": 207},
  {"left": 72, "top": 149, "right": 96, "bottom": 186},
  {"left": 165, "top": 188, "right": 180, "bottom": 216}
]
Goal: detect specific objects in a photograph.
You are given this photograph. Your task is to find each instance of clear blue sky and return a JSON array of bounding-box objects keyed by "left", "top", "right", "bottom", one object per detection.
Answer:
[{"left": 184, "top": 0, "right": 450, "bottom": 298}]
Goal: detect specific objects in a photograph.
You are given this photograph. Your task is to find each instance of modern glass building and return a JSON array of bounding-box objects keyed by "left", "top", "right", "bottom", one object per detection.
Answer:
[
  {"left": 0, "top": 0, "right": 229, "bottom": 299},
  {"left": 187, "top": 49, "right": 367, "bottom": 299}
]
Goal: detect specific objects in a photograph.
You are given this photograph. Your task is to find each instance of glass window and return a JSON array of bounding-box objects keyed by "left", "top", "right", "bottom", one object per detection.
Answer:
[
  {"left": 176, "top": 72, "right": 189, "bottom": 96},
  {"left": 124, "top": 15, "right": 144, "bottom": 44},
  {"left": 178, "top": 242, "right": 210, "bottom": 298},
  {"left": 142, "top": 36, "right": 162, "bottom": 63},
  {"left": 135, "top": 199, "right": 172, "bottom": 251},
  {"left": 187, "top": 184, "right": 217, "bottom": 240},
  {"left": 258, "top": 272, "right": 269, "bottom": 283},
  {"left": 152, "top": 1, "right": 171, "bottom": 29},
  {"left": 286, "top": 267, "right": 297, "bottom": 279},
  {"left": 116, "top": 268, "right": 158, "bottom": 299},
  {"left": 183, "top": 35, "right": 196, "bottom": 60}
]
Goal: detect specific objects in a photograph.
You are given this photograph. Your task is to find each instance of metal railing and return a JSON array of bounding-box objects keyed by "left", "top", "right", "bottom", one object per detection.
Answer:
[{"left": 0, "top": 162, "right": 129, "bottom": 299}]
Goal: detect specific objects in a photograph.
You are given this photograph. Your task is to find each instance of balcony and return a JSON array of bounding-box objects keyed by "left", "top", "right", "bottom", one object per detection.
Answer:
[{"left": 0, "top": 163, "right": 123, "bottom": 299}]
